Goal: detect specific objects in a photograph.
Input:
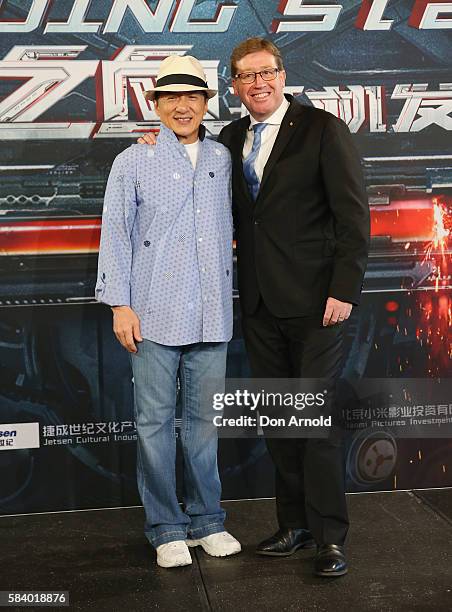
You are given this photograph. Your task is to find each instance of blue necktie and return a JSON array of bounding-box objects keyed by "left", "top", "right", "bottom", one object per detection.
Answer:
[{"left": 243, "top": 122, "right": 267, "bottom": 201}]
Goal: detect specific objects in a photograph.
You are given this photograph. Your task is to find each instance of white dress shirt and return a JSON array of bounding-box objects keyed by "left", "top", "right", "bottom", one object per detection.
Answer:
[
  {"left": 242, "top": 97, "right": 290, "bottom": 182},
  {"left": 96, "top": 124, "right": 233, "bottom": 345}
]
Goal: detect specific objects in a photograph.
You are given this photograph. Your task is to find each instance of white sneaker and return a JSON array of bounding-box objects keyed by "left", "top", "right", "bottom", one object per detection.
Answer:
[
  {"left": 187, "top": 531, "right": 241, "bottom": 557},
  {"left": 156, "top": 541, "right": 192, "bottom": 568}
]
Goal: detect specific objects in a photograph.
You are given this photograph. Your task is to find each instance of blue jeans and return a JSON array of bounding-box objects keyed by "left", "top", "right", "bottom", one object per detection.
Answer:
[{"left": 130, "top": 339, "right": 227, "bottom": 548}]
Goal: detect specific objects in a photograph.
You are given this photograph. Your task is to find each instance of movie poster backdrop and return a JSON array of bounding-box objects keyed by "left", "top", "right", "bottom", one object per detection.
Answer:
[{"left": 1, "top": 0, "right": 451, "bottom": 514}]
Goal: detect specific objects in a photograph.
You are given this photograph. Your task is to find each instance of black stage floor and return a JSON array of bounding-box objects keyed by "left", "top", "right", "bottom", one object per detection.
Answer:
[{"left": 2, "top": 490, "right": 452, "bottom": 611}]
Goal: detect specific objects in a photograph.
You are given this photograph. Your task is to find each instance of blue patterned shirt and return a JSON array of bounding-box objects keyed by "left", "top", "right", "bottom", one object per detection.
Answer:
[{"left": 95, "top": 124, "right": 233, "bottom": 346}]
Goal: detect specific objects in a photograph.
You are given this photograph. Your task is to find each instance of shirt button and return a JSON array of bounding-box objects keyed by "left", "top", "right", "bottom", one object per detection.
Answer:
[
  {"left": 202, "top": 267, "right": 206, "bottom": 273},
  {"left": 198, "top": 237, "right": 203, "bottom": 242},
  {"left": 196, "top": 209, "right": 201, "bottom": 214},
  {"left": 254, "top": 219, "right": 260, "bottom": 225},
  {"left": 173, "top": 172, "right": 180, "bottom": 180},
  {"left": 204, "top": 297, "right": 208, "bottom": 303},
  {"left": 144, "top": 240, "right": 150, "bottom": 247}
]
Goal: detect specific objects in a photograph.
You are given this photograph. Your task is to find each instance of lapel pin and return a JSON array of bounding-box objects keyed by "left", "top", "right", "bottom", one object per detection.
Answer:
[
  {"left": 209, "top": 172, "right": 215, "bottom": 178},
  {"left": 289, "top": 121, "right": 294, "bottom": 127}
]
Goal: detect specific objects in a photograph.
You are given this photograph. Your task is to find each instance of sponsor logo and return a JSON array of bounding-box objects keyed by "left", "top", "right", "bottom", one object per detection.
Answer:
[{"left": 0, "top": 423, "right": 40, "bottom": 450}]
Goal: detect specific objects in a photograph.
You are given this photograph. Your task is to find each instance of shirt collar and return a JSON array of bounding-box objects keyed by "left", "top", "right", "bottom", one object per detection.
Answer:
[{"left": 248, "top": 97, "right": 290, "bottom": 130}]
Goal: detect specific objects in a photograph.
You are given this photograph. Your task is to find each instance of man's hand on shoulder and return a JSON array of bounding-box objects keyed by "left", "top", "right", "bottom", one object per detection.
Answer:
[
  {"left": 323, "top": 297, "right": 352, "bottom": 327},
  {"left": 111, "top": 306, "right": 143, "bottom": 352},
  {"left": 137, "top": 133, "right": 157, "bottom": 146}
]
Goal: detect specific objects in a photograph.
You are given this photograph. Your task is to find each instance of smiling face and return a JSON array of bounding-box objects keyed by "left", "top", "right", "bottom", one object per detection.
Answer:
[
  {"left": 232, "top": 50, "right": 286, "bottom": 122},
  {"left": 154, "top": 91, "right": 208, "bottom": 144}
]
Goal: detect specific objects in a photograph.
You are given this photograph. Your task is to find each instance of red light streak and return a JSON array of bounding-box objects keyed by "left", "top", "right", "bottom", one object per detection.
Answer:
[
  {"left": 371, "top": 198, "right": 435, "bottom": 241},
  {"left": 0, "top": 218, "right": 101, "bottom": 255}
]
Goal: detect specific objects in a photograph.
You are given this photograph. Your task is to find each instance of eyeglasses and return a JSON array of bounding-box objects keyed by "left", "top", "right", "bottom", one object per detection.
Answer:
[{"left": 234, "top": 68, "right": 280, "bottom": 84}]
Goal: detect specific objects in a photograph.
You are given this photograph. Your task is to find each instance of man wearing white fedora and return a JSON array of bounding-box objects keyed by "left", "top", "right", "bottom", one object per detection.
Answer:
[{"left": 95, "top": 55, "right": 241, "bottom": 568}]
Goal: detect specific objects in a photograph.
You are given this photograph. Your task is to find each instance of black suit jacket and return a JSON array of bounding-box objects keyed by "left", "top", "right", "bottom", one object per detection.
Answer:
[{"left": 218, "top": 95, "right": 370, "bottom": 317}]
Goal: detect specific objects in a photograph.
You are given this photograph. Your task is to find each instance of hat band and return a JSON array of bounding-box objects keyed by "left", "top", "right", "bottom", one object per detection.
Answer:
[{"left": 156, "top": 73, "right": 208, "bottom": 89}]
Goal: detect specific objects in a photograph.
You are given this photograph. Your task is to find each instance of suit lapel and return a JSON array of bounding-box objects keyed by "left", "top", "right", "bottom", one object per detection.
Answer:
[
  {"left": 257, "top": 100, "right": 304, "bottom": 201},
  {"left": 230, "top": 116, "right": 253, "bottom": 205}
]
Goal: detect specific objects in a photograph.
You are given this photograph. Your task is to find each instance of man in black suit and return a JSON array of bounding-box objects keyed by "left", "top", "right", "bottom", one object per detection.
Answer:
[
  {"left": 138, "top": 37, "right": 369, "bottom": 577},
  {"left": 217, "top": 38, "right": 370, "bottom": 577}
]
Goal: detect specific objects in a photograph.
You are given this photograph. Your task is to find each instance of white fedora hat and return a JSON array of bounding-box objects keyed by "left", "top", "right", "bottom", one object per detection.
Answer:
[{"left": 145, "top": 55, "right": 217, "bottom": 101}]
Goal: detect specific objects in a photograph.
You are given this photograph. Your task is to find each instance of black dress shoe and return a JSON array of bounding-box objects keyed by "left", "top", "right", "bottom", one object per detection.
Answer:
[
  {"left": 314, "top": 544, "right": 348, "bottom": 577},
  {"left": 256, "top": 528, "right": 315, "bottom": 556}
]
